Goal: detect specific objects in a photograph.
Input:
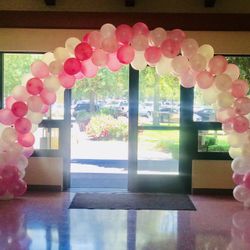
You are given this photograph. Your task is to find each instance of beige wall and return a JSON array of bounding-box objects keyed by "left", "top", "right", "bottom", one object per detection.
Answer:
[
  {"left": 0, "top": 0, "right": 249, "bottom": 13},
  {"left": 24, "top": 157, "right": 63, "bottom": 189}
]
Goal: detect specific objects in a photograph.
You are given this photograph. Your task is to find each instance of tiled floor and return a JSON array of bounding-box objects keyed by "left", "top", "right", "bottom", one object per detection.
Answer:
[{"left": 0, "top": 192, "right": 249, "bottom": 250}]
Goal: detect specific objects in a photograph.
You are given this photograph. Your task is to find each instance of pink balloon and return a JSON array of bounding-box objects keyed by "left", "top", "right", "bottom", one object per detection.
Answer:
[
  {"left": 8, "top": 178, "right": 27, "bottom": 196},
  {"left": 216, "top": 107, "right": 235, "bottom": 123},
  {"left": 81, "top": 59, "right": 98, "bottom": 78},
  {"left": 26, "top": 77, "right": 44, "bottom": 95},
  {"left": 168, "top": 29, "right": 186, "bottom": 43},
  {"left": 27, "top": 96, "right": 43, "bottom": 112},
  {"left": 117, "top": 45, "right": 135, "bottom": 64},
  {"left": 234, "top": 97, "right": 250, "bottom": 116},
  {"left": 82, "top": 32, "right": 90, "bottom": 42},
  {"left": 224, "top": 64, "right": 240, "bottom": 81},
  {"left": 91, "top": 49, "right": 108, "bottom": 67},
  {"left": 0, "top": 165, "right": 19, "bottom": 183},
  {"left": 115, "top": 24, "right": 133, "bottom": 45},
  {"left": 132, "top": 22, "right": 149, "bottom": 36},
  {"left": 107, "top": 53, "right": 122, "bottom": 72},
  {"left": 233, "top": 116, "right": 249, "bottom": 133},
  {"left": 64, "top": 58, "right": 81, "bottom": 75},
  {"left": 31, "top": 60, "right": 50, "bottom": 78},
  {"left": 5, "top": 96, "right": 16, "bottom": 109},
  {"left": 23, "top": 146, "right": 34, "bottom": 158},
  {"left": 74, "top": 71, "right": 85, "bottom": 80},
  {"left": 149, "top": 27, "right": 167, "bottom": 47},
  {"left": 17, "top": 132, "right": 35, "bottom": 147},
  {"left": 144, "top": 46, "right": 161, "bottom": 64},
  {"left": 161, "top": 39, "right": 180, "bottom": 58},
  {"left": 171, "top": 56, "right": 190, "bottom": 75},
  {"left": 101, "top": 36, "right": 119, "bottom": 53},
  {"left": 196, "top": 71, "right": 214, "bottom": 89},
  {"left": 208, "top": 55, "right": 228, "bottom": 75},
  {"left": 59, "top": 72, "right": 76, "bottom": 89},
  {"left": 74, "top": 42, "right": 93, "bottom": 61},
  {"left": 131, "top": 34, "right": 149, "bottom": 51},
  {"left": 181, "top": 38, "right": 199, "bottom": 58},
  {"left": 15, "top": 118, "right": 32, "bottom": 134},
  {"left": 0, "top": 108, "right": 17, "bottom": 125},
  {"left": 11, "top": 101, "right": 28, "bottom": 117},
  {"left": 243, "top": 172, "right": 250, "bottom": 189},
  {"left": 233, "top": 173, "right": 244, "bottom": 185},
  {"left": 88, "top": 31, "right": 102, "bottom": 49},
  {"left": 231, "top": 80, "right": 249, "bottom": 98},
  {"left": 41, "top": 104, "right": 49, "bottom": 113},
  {"left": 180, "top": 70, "right": 196, "bottom": 88},
  {"left": 40, "top": 88, "right": 56, "bottom": 105}
]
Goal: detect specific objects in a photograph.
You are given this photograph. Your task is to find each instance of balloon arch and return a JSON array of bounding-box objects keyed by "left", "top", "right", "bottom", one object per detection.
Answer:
[{"left": 0, "top": 23, "right": 249, "bottom": 205}]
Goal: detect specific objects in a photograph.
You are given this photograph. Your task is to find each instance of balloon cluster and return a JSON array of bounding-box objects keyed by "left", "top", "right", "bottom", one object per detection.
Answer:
[{"left": 0, "top": 22, "right": 249, "bottom": 203}]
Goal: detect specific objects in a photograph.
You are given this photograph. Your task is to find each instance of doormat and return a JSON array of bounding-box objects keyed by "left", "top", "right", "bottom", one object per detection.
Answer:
[{"left": 69, "top": 192, "right": 196, "bottom": 210}]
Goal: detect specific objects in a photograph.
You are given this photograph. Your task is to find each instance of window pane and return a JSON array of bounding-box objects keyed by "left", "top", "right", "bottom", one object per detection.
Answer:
[
  {"left": 138, "top": 130, "right": 179, "bottom": 174},
  {"left": 139, "top": 67, "right": 180, "bottom": 127},
  {"left": 33, "top": 127, "right": 59, "bottom": 150},
  {"left": 198, "top": 130, "right": 229, "bottom": 152}
]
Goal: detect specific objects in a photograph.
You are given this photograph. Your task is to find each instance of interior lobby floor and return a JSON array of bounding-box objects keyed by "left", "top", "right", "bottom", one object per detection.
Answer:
[{"left": 0, "top": 191, "right": 249, "bottom": 250}]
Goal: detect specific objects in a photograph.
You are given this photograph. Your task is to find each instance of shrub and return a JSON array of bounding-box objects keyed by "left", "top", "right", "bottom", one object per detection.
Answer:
[
  {"left": 86, "top": 114, "right": 128, "bottom": 140},
  {"left": 208, "top": 144, "right": 230, "bottom": 152},
  {"left": 157, "top": 140, "right": 179, "bottom": 159}
]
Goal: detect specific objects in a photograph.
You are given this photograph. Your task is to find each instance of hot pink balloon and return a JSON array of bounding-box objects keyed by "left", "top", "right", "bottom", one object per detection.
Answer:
[
  {"left": 82, "top": 32, "right": 90, "bottom": 42},
  {"left": 0, "top": 108, "right": 17, "bottom": 125},
  {"left": 59, "top": 72, "right": 76, "bottom": 89},
  {"left": 11, "top": 101, "right": 28, "bottom": 117},
  {"left": 23, "top": 146, "right": 34, "bottom": 158},
  {"left": 107, "top": 53, "right": 122, "bottom": 72},
  {"left": 208, "top": 55, "right": 228, "bottom": 75},
  {"left": 40, "top": 88, "right": 56, "bottom": 105},
  {"left": 233, "top": 116, "right": 249, "bottom": 133},
  {"left": 233, "top": 173, "right": 244, "bottom": 185},
  {"left": 144, "top": 46, "right": 161, "bottom": 64},
  {"left": 17, "top": 132, "right": 35, "bottom": 147},
  {"left": 5, "top": 96, "right": 16, "bottom": 109},
  {"left": 0, "top": 165, "right": 19, "bottom": 183},
  {"left": 8, "top": 178, "right": 27, "bottom": 196},
  {"left": 117, "top": 45, "right": 135, "bottom": 64},
  {"left": 91, "top": 49, "right": 108, "bottom": 67},
  {"left": 15, "top": 118, "right": 32, "bottom": 134},
  {"left": 168, "top": 29, "right": 186, "bottom": 43},
  {"left": 161, "top": 39, "right": 181, "bottom": 58},
  {"left": 0, "top": 177, "right": 8, "bottom": 196},
  {"left": 231, "top": 79, "right": 249, "bottom": 98},
  {"left": 234, "top": 97, "right": 250, "bottom": 116},
  {"left": 81, "top": 59, "right": 98, "bottom": 78},
  {"left": 196, "top": 70, "right": 214, "bottom": 89},
  {"left": 132, "top": 22, "right": 149, "bottom": 36},
  {"left": 243, "top": 172, "right": 250, "bottom": 189},
  {"left": 31, "top": 60, "right": 50, "bottom": 78},
  {"left": 115, "top": 24, "right": 133, "bottom": 45},
  {"left": 26, "top": 77, "right": 44, "bottom": 95},
  {"left": 64, "top": 58, "right": 81, "bottom": 75},
  {"left": 74, "top": 42, "right": 93, "bottom": 61}
]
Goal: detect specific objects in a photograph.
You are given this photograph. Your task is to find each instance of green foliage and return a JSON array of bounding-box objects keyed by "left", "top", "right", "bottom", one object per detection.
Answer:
[
  {"left": 157, "top": 140, "right": 179, "bottom": 159},
  {"left": 75, "top": 111, "right": 91, "bottom": 123},
  {"left": 204, "top": 136, "right": 216, "bottom": 147},
  {"left": 86, "top": 114, "right": 128, "bottom": 140},
  {"left": 208, "top": 144, "right": 230, "bottom": 152}
]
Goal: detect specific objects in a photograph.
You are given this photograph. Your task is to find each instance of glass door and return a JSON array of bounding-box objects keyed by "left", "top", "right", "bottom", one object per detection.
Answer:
[{"left": 128, "top": 67, "right": 193, "bottom": 193}]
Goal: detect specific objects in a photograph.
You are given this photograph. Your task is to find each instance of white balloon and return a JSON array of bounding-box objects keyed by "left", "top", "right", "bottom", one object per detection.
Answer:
[
  {"left": 231, "top": 157, "right": 250, "bottom": 174},
  {"left": 42, "top": 52, "right": 55, "bottom": 65},
  {"left": 65, "top": 37, "right": 81, "bottom": 55},
  {"left": 131, "top": 51, "right": 147, "bottom": 71},
  {"left": 156, "top": 56, "right": 173, "bottom": 76}
]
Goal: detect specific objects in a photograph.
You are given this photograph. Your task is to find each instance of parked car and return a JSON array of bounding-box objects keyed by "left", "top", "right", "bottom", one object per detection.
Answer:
[
  {"left": 72, "top": 101, "right": 99, "bottom": 117},
  {"left": 194, "top": 108, "right": 215, "bottom": 121}
]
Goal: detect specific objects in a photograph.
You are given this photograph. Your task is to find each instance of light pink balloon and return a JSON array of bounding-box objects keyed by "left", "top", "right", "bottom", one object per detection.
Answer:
[
  {"left": 117, "top": 45, "right": 135, "bottom": 64},
  {"left": 0, "top": 108, "right": 17, "bottom": 125},
  {"left": 17, "top": 132, "right": 35, "bottom": 147},
  {"left": 91, "top": 49, "right": 108, "bottom": 67},
  {"left": 144, "top": 46, "right": 161, "bottom": 64},
  {"left": 149, "top": 27, "right": 166, "bottom": 47},
  {"left": 161, "top": 39, "right": 181, "bottom": 58},
  {"left": 131, "top": 34, "right": 149, "bottom": 51},
  {"left": 40, "top": 88, "right": 56, "bottom": 105},
  {"left": 216, "top": 107, "right": 236, "bottom": 123},
  {"left": 189, "top": 54, "right": 206, "bottom": 72},
  {"left": 64, "top": 58, "right": 82, "bottom": 75},
  {"left": 31, "top": 60, "right": 50, "bottom": 78},
  {"left": 74, "top": 71, "right": 85, "bottom": 80},
  {"left": 41, "top": 104, "right": 49, "bottom": 113},
  {"left": 224, "top": 63, "right": 240, "bottom": 81},
  {"left": 88, "top": 31, "right": 102, "bottom": 49},
  {"left": 115, "top": 24, "right": 133, "bottom": 45},
  {"left": 233, "top": 173, "right": 244, "bottom": 185},
  {"left": 233, "top": 116, "right": 249, "bottom": 133},
  {"left": 59, "top": 72, "right": 76, "bottom": 89},
  {"left": 81, "top": 59, "right": 98, "bottom": 78},
  {"left": 107, "top": 53, "right": 123, "bottom": 72},
  {"left": 234, "top": 97, "right": 250, "bottom": 116},
  {"left": 171, "top": 56, "right": 190, "bottom": 75},
  {"left": 23, "top": 146, "right": 34, "bottom": 158},
  {"left": 101, "top": 36, "right": 119, "bottom": 53},
  {"left": 208, "top": 55, "right": 228, "bottom": 75},
  {"left": 231, "top": 80, "right": 249, "bottom": 98},
  {"left": 11, "top": 101, "right": 28, "bottom": 117},
  {"left": 167, "top": 29, "right": 186, "bottom": 43},
  {"left": 132, "top": 22, "right": 149, "bottom": 36},
  {"left": 180, "top": 70, "right": 196, "bottom": 88},
  {"left": 5, "top": 96, "right": 16, "bottom": 110},
  {"left": 196, "top": 71, "right": 214, "bottom": 89},
  {"left": 26, "top": 77, "right": 44, "bottom": 95},
  {"left": 27, "top": 96, "right": 43, "bottom": 112},
  {"left": 15, "top": 118, "right": 32, "bottom": 134},
  {"left": 243, "top": 172, "right": 250, "bottom": 189},
  {"left": 181, "top": 38, "right": 199, "bottom": 58}
]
